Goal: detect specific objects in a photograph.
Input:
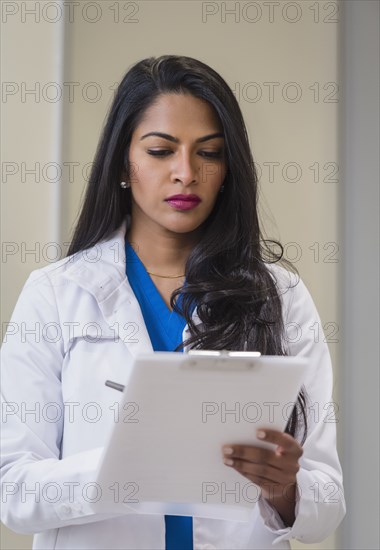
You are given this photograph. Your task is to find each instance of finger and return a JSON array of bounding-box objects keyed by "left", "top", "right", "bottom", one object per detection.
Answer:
[
  {"left": 256, "top": 429, "right": 303, "bottom": 458},
  {"left": 222, "top": 444, "right": 282, "bottom": 469},
  {"left": 231, "top": 455, "right": 300, "bottom": 479},
  {"left": 222, "top": 441, "right": 302, "bottom": 475},
  {"left": 224, "top": 456, "right": 298, "bottom": 485},
  {"left": 222, "top": 441, "right": 301, "bottom": 466}
]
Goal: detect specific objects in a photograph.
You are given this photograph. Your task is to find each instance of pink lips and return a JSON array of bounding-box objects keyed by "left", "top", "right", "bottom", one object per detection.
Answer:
[{"left": 165, "top": 194, "right": 201, "bottom": 211}]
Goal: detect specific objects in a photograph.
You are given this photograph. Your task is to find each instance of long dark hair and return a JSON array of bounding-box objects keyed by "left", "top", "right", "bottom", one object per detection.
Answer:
[{"left": 67, "top": 55, "right": 307, "bottom": 443}]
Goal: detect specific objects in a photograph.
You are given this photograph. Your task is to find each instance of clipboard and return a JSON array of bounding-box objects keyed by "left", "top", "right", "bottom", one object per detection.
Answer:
[{"left": 94, "top": 351, "right": 308, "bottom": 522}]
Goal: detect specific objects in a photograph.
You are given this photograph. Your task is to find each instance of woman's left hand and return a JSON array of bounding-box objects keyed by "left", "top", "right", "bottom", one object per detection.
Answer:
[{"left": 222, "top": 428, "right": 303, "bottom": 525}]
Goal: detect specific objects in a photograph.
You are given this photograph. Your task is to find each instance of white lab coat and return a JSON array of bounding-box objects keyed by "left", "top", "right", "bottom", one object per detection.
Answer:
[{"left": 0, "top": 219, "right": 346, "bottom": 550}]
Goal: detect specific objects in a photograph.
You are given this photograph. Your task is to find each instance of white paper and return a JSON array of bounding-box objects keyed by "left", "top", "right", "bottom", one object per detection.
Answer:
[{"left": 95, "top": 352, "right": 308, "bottom": 522}]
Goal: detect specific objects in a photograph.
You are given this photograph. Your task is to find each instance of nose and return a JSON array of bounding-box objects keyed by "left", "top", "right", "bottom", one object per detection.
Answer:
[{"left": 171, "top": 150, "right": 198, "bottom": 186}]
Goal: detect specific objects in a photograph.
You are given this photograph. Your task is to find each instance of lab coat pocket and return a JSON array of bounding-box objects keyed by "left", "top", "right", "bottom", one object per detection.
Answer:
[{"left": 61, "top": 321, "right": 134, "bottom": 405}]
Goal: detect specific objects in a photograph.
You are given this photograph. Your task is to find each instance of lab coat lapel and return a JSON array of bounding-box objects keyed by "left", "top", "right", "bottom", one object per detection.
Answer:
[
  {"left": 92, "top": 277, "right": 154, "bottom": 358},
  {"left": 63, "top": 218, "right": 201, "bottom": 356},
  {"left": 63, "top": 220, "right": 153, "bottom": 357}
]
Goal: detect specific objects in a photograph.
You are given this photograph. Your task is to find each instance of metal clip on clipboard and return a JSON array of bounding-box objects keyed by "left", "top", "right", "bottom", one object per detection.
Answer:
[
  {"left": 105, "top": 351, "right": 263, "bottom": 391},
  {"left": 183, "top": 349, "right": 262, "bottom": 371}
]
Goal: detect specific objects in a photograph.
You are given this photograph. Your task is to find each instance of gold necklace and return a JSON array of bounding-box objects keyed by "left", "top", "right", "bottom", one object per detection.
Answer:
[{"left": 146, "top": 271, "right": 185, "bottom": 279}]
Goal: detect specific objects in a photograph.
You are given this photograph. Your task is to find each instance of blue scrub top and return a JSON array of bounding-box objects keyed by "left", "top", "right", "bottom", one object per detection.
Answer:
[{"left": 125, "top": 240, "right": 194, "bottom": 550}]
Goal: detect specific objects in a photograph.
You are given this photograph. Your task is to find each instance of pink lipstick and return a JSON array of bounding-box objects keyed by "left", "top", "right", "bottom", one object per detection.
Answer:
[{"left": 165, "top": 194, "right": 201, "bottom": 211}]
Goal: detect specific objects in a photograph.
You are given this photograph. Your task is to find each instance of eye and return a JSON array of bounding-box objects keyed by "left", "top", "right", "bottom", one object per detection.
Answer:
[
  {"left": 147, "top": 149, "right": 171, "bottom": 157},
  {"left": 147, "top": 149, "right": 223, "bottom": 159},
  {"left": 200, "top": 151, "right": 223, "bottom": 159}
]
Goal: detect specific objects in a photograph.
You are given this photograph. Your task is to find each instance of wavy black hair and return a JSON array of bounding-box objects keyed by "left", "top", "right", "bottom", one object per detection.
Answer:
[{"left": 67, "top": 55, "right": 308, "bottom": 443}]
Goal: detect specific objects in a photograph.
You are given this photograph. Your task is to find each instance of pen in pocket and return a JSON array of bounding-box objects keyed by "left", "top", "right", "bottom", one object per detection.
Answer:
[{"left": 105, "top": 380, "right": 125, "bottom": 392}]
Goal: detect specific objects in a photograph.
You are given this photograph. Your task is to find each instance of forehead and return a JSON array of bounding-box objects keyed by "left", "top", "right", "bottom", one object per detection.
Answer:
[{"left": 135, "top": 93, "right": 223, "bottom": 133}]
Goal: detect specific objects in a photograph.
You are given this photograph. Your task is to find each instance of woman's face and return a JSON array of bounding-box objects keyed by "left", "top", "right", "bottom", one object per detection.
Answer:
[{"left": 126, "top": 93, "right": 227, "bottom": 237}]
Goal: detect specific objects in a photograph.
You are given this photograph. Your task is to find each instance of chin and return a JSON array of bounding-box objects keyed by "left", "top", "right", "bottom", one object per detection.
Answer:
[{"left": 164, "top": 220, "right": 205, "bottom": 235}]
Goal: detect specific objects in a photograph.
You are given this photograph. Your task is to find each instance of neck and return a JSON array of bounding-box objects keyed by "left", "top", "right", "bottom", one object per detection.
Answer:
[{"left": 126, "top": 220, "right": 200, "bottom": 276}]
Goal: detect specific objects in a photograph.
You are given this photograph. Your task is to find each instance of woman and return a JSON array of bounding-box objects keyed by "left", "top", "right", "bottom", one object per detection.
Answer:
[{"left": 1, "top": 55, "right": 345, "bottom": 549}]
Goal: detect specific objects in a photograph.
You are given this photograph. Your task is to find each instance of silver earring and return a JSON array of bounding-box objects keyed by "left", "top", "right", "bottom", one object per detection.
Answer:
[
  {"left": 220, "top": 184, "right": 225, "bottom": 193},
  {"left": 120, "top": 181, "right": 130, "bottom": 189}
]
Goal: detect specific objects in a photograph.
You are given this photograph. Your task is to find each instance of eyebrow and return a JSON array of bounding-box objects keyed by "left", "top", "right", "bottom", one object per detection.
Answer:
[{"left": 140, "top": 131, "right": 224, "bottom": 143}]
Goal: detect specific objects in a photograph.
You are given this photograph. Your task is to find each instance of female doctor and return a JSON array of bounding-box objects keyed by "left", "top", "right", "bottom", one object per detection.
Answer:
[{"left": 1, "top": 55, "right": 345, "bottom": 549}]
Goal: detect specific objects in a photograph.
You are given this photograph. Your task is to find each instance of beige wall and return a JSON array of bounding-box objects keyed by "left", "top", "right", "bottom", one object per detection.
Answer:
[
  {"left": 1, "top": 1, "right": 341, "bottom": 548},
  {"left": 1, "top": 4, "right": 64, "bottom": 325},
  {"left": 1, "top": 3, "right": 64, "bottom": 548}
]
